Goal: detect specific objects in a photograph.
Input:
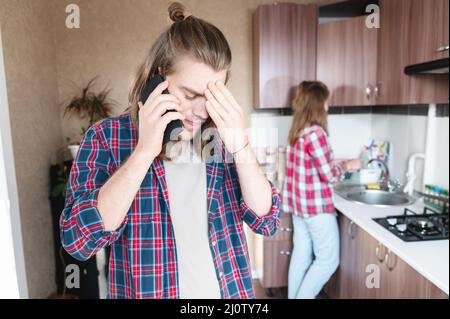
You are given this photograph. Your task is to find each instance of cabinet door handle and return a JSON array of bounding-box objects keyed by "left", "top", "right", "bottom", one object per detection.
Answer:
[
  {"left": 280, "top": 250, "right": 291, "bottom": 256},
  {"left": 385, "top": 250, "right": 397, "bottom": 271},
  {"left": 435, "top": 45, "right": 449, "bottom": 52},
  {"left": 280, "top": 227, "right": 293, "bottom": 232},
  {"left": 347, "top": 221, "right": 356, "bottom": 239},
  {"left": 365, "top": 84, "right": 373, "bottom": 99},
  {"left": 375, "top": 242, "right": 385, "bottom": 263},
  {"left": 374, "top": 83, "right": 381, "bottom": 100}
]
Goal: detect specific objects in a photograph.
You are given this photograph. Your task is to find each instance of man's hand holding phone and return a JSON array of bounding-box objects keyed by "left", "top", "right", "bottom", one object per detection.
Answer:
[{"left": 136, "top": 80, "right": 185, "bottom": 159}]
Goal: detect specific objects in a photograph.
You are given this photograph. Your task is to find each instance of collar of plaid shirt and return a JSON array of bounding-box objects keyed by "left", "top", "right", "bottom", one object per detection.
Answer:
[{"left": 60, "top": 113, "right": 280, "bottom": 299}]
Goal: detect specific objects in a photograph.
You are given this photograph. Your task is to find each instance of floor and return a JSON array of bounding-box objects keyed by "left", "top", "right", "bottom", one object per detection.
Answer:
[
  {"left": 253, "top": 280, "right": 288, "bottom": 299},
  {"left": 253, "top": 280, "right": 330, "bottom": 299}
]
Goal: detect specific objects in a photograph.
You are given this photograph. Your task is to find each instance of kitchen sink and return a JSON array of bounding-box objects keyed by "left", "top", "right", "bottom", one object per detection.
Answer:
[{"left": 343, "top": 190, "right": 416, "bottom": 207}]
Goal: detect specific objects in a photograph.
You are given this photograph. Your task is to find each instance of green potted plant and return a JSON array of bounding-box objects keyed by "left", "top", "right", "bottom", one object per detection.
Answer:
[{"left": 61, "top": 76, "right": 116, "bottom": 159}]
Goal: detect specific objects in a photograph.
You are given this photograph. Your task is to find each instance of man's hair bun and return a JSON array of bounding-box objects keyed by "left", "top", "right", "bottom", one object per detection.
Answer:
[{"left": 168, "top": 2, "right": 191, "bottom": 23}]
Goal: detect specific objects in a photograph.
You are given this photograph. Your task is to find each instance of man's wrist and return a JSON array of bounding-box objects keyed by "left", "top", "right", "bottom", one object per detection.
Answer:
[
  {"left": 233, "top": 142, "right": 255, "bottom": 164},
  {"left": 231, "top": 141, "right": 250, "bottom": 156},
  {"left": 134, "top": 145, "right": 156, "bottom": 163}
]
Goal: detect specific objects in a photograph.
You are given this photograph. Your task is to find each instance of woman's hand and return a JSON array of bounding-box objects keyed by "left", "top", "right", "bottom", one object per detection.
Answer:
[
  {"left": 344, "top": 158, "right": 362, "bottom": 172},
  {"left": 136, "top": 81, "right": 185, "bottom": 159},
  {"left": 204, "top": 81, "right": 248, "bottom": 154}
]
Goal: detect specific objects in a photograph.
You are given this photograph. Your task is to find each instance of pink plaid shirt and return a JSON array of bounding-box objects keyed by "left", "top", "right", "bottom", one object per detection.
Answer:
[{"left": 282, "top": 124, "right": 344, "bottom": 218}]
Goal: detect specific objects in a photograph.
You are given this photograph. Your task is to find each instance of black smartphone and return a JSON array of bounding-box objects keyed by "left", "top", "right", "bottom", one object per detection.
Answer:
[{"left": 139, "top": 73, "right": 184, "bottom": 145}]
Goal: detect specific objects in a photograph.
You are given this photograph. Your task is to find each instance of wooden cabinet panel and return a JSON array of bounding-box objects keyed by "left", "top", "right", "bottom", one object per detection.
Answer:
[
  {"left": 353, "top": 226, "right": 384, "bottom": 299},
  {"left": 335, "top": 213, "right": 384, "bottom": 299},
  {"left": 336, "top": 215, "right": 359, "bottom": 298},
  {"left": 428, "top": 281, "right": 449, "bottom": 299},
  {"left": 327, "top": 212, "right": 442, "bottom": 299},
  {"left": 324, "top": 213, "right": 360, "bottom": 298},
  {"left": 253, "top": 3, "right": 317, "bottom": 109},
  {"left": 316, "top": 1, "right": 448, "bottom": 106},
  {"left": 376, "top": 0, "right": 413, "bottom": 105},
  {"left": 407, "top": 0, "right": 449, "bottom": 104},
  {"left": 379, "top": 249, "right": 429, "bottom": 299},
  {"left": 317, "top": 16, "right": 378, "bottom": 106},
  {"left": 408, "top": 0, "right": 449, "bottom": 65},
  {"left": 377, "top": 0, "right": 449, "bottom": 105},
  {"left": 357, "top": 233, "right": 429, "bottom": 299},
  {"left": 261, "top": 240, "right": 293, "bottom": 288},
  {"left": 260, "top": 213, "right": 294, "bottom": 289}
]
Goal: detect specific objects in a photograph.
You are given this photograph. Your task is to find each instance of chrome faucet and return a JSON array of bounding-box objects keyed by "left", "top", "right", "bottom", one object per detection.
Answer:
[
  {"left": 367, "top": 158, "right": 393, "bottom": 190},
  {"left": 367, "top": 159, "right": 403, "bottom": 192},
  {"left": 367, "top": 159, "right": 389, "bottom": 182}
]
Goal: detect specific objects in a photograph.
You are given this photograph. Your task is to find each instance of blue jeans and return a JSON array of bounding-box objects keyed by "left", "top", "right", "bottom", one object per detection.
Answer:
[{"left": 288, "top": 213, "right": 340, "bottom": 299}]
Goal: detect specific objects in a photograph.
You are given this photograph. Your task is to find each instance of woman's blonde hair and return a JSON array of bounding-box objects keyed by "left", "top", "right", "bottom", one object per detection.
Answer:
[
  {"left": 288, "top": 81, "right": 330, "bottom": 145},
  {"left": 125, "top": 2, "right": 232, "bottom": 158}
]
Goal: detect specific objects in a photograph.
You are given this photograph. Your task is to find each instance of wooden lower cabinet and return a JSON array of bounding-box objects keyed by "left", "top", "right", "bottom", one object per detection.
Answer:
[
  {"left": 333, "top": 214, "right": 359, "bottom": 298},
  {"left": 261, "top": 240, "right": 293, "bottom": 288},
  {"left": 325, "top": 212, "right": 449, "bottom": 299},
  {"left": 380, "top": 249, "right": 429, "bottom": 299},
  {"left": 326, "top": 213, "right": 381, "bottom": 298},
  {"left": 353, "top": 224, "right": 383, "bottom": 299},
  {"left": 260, "top": 212, "right": 293, "bottom": 289},
  {"left": 428, "top": 282, "right": 450, "bottom": 299}
]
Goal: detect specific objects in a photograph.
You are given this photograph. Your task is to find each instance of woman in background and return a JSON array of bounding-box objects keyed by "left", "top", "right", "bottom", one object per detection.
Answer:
[{"left": 282, "top": 81, "right": 361, "bottom": 299}]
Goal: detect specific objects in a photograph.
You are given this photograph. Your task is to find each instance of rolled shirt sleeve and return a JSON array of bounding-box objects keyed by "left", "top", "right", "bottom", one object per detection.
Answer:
[
  {"left": 241, "top": 181, "right": 281, "bottom": 237},
  {"left": 60, "top": 125, "right": 128, "bottom": 261}
]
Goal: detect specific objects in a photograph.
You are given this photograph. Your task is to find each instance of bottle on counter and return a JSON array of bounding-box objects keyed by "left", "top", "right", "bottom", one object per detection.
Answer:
[
  {"left": 442, "top": 190, "right": 449, "bottom": 214},
  {"left": 424, "top": 184, "right": 433, "bottom": 207},
  {"left": 424, "top": 184, "right": 450, "bottom": 213}
]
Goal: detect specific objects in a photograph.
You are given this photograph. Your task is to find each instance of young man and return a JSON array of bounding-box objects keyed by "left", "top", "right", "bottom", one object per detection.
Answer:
[{"left": 60, "top": 3, "right": 280, "bottom": 299}]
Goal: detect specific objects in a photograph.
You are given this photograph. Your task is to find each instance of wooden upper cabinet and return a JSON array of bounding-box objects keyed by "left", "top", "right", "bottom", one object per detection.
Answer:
[
  {"left": 377, "top": 0, "right": 449, "bottom": 105},
  {"left": 253, "top": 3, "right": 317, "bottom": 109},
  {"left": 376, "top": 0, "right": 413, "bottom": 105},
  {"left": 407, "top": 0, "right": 449, "bottom": 65},
  {"left": 318, "top": 0, "right": 448, "bottom": 106},
  {"left": 317, "top": 16, "right": 378, "bottom": 106},
  {"left": 406, "top": 0, "right": 449, "bottom": 104}
]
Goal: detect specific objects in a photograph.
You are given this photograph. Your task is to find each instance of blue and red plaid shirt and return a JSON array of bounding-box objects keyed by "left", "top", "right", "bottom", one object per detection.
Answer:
[{"left": 60, "top": 112, "right": 280, "bottom": 299}]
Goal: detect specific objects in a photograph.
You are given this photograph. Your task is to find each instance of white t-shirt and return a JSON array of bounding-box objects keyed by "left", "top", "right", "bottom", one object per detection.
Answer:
[{"left": 163, "top": 141, "right": 221, "bottom": 299}]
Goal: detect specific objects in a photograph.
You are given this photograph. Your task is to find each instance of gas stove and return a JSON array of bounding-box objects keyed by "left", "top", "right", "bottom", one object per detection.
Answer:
[{"left": 373, "top": 207, "right": 449, "bottom": 242}]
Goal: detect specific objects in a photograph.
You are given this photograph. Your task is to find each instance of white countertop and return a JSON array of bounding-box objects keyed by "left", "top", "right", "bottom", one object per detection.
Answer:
[{"left": 334, "top": 193, "right": 449, "bottom": 295}]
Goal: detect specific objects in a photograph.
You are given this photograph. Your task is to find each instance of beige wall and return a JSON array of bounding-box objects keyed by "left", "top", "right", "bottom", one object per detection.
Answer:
[{"left": 0, "top": 0, "right": 62, "bottom": 298}]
